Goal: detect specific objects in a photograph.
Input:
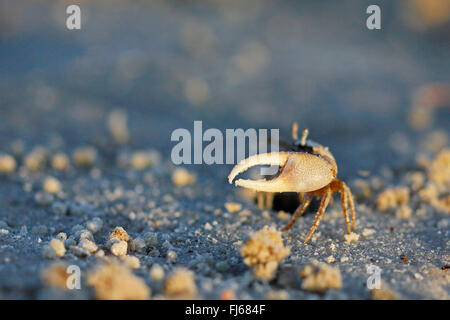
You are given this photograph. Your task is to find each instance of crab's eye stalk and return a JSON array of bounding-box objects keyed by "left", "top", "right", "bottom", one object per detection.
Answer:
[
  {"left": 291, "top": 122, "right": 299, "bottom": 140},
  {"left": 300, "top": 128, "right": 309, "bottom": 146},
  {"left": 291, "top": 122, "right": 311, "bottom": 149},
  {"left": 292, "top": 127, "right": 314, "bottom": 154}
]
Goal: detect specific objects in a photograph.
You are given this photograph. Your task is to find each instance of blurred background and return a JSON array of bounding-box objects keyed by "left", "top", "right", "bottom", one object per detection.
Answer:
[{"left": 0, "top": 0, "right": 449, "bottom": 178}]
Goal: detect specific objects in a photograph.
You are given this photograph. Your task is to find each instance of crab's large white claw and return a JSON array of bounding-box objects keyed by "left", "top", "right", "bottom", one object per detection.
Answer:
[
  {"left": 228, "top": 152, "right": 336, "bottom": 193},
  {"left": 228, "top": 152, "right": 289, "bottom": 184}
]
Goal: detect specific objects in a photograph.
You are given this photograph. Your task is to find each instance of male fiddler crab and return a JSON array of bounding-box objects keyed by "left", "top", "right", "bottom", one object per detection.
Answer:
[{"left": 228, "top": 122, "right": 356, "bottom": 243}]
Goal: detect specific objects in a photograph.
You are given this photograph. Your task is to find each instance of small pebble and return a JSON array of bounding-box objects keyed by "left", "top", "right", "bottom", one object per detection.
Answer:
[
  {"left": 148, "top": 248, "right": 160, "bottom": 257},
  {"left": 109, "top": 226, "right": 130, "bottom": 242},
  {"left": 395, "top": 205, "right": 412, "bottom": 219},
  {"left": 277, "top": 211, "right": 290, "bottom": 220},
  {"left": 220, "top": 289, "right": 236, "bottom": 300},
  {"left": 51, "top": 153, "right": 69, "bottom": 170},
  {"left": 204, "top": 222, "right": 213, "bottom": 230},
  {"left": 344, "top": 232, "right": 360, "bottom": 244},
  {"left": 172, "top": 168, "right": 196, "bottom": 187},
  {"left": 72, "top": 224, "right": 83, "bottom": 233},
  {"left": 240, "top": 226, "right": 290, "bottom": 280},
  {"left": 64, "top": 236, "right": 77, "bottom": 248},
  {"left": 87, "top": 262, "right": 150, "bottom": 300},
  {"left": 69, "top": 245, "right": 90, "bottom": 257},
  {"left": 111, "top": 240, "right": 128, "bottom": 256},
  {"left": 164, "top": 268, "right": 197, "bottom": 298},
  {"left": 56, "top": 232, "right": 67, "bottom": 241},
  {"left": 167, "top": 250, "right": 177, "bottom": 263},
  {"left": 376, "top": 187, "right": 410, "bottom": 211},
  {"left": 42, "top": 245, "right": 58, "bottom": 259},
  {"left": 95, "top": 249, "right": 105, "bottom": 258},
  {"left": 0, "top": 154, "right": 16, "bottom": 173},
  {"left": 106, "top": 237, "right": 120, "bottom": 249},
  {"left": 300, "top": 260, "right": 342, "bottom": 293},
  {"left": 75, "top": 229, "right": 94, "bottom": 242},
  {"left": 130, "top": 150, "right": 160, "bottom": 170},
  {"left": 41, "top": 262, "right": 70, "bottom": 289},
  {"left": 79, "top": 239, "right": 98, "bottom": 254},
  {"left": 414, "top": 273, "right": 424, "bottom": 280},
  {"left": 130, "top": 237, "right": 146, "bottom": 253},
  {"left": 25, "top": 149, "right": 46, "bottom": 171},
  {"left": 107, "top": 109, "right": 130, "bottom": 145},
  {"left": 266, "top": 290, "right": 289, "bottom": 300},
  {"left": 371, "top": 281, "right": 398, "bottom": 300},
  {"left": 49, "top": 238, "right": 66, "bottom": 257},
  {"left": 225, "top": 202, "right": 242, "bottom": 213},
  {"left": 224, "top": 202, "right": 242, "bottom": 213},
  {"left": 122, "top": 255, "right": 140, "bottom": 269},
  {"left": 73, "top": 146, "right": 97, "bottom": 167},
  {"left": 144, "top": 232, "right": 158, "bottom": 246},
  {"left": 86, "top": 217, "right": 103, "bottom": 233},
  {"left": 362, "top": 228, "right": 376, "bottom": 237},
  {"left": 150, "top": 264, "right": 165, "bottom": 281}
]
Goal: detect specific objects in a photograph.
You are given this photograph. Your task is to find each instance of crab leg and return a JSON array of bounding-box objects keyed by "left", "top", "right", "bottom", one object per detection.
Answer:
[
  {"left": 256, "top": 192, "right": 265, "bottom": 209},
  {"left": 256, "top": 192, "right": 274, "bottom": 209},
  {"left": 340, "top": 189, "right": 351, "bottom": 234},
  {"left": 304, "top": 188, "right": 332, "bottom": 243},
  {"left": 344, "top": 184, "right": 356, "bottom": 231},
  {"left": 281, "top": 193, "right": 312, "bottom": 232}
]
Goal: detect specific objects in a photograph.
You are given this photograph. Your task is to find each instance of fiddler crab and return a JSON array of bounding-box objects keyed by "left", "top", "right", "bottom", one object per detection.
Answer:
[{"left": 228, "top": 122, "right": 356, "bottom": 243}]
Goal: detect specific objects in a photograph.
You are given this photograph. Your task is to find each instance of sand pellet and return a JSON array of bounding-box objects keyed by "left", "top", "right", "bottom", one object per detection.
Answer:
[
  {"left": 0, "top": 154, "right": 16, "bottom": 173},
  {"left": 87, "top": 262, "right": 150, "bottom": 300},
  {"left": 240, "top": 226, "right": 290, "bottom": 280},
  {"left": 300, "top": 260, "right": 342, "bottom": 293},
  {"left": 164, "top": 268, "right": 197, "bottom": 299},
  {"left": 172, "top": 168, "right": 196, "bottom": 187},
  {"left": 111, "top": 241, "right": 128, "bottom": 256},
  {"left": 43, "top": 177, "right": 62, "bottom": 194}
]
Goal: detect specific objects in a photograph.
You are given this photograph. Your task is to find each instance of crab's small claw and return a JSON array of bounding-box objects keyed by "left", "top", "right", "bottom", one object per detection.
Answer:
[{"left": 228, "top": 152, "right": 336, "bottom": 193}]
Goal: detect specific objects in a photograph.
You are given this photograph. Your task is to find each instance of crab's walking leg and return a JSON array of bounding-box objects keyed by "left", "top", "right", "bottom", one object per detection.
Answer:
[
  {"left": 256, "top": 193, "right": 265, "bottom": 209},
  {"left": 298, "top": 192, "right": 305, "bottom": 204},
  {"left": 265, "top": 193, "right": 274, "bottom": 209},
  {"left": 304, "top": 188, "right": 332, "bottom": 243},
  {"left": 256, "top": 192, "right": 275, "bottom": 209},
  {"left": 344, "top": 185, "right": 356, "bottom": 231},
  {"left": 281, "top": 193, "right": 312, "bottom": 232},
  {"left": 340, "top": 189, "right": 351, "bottom": 234}
]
